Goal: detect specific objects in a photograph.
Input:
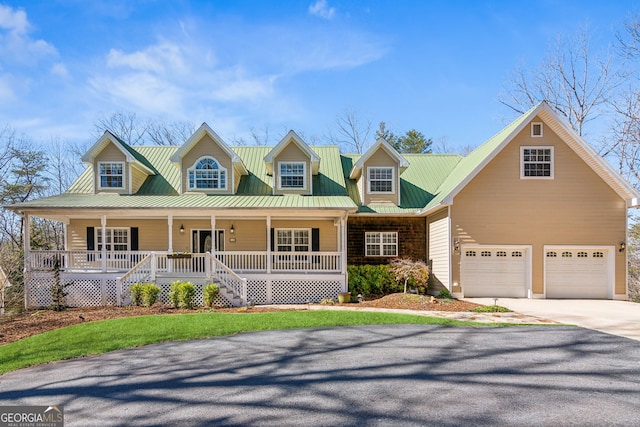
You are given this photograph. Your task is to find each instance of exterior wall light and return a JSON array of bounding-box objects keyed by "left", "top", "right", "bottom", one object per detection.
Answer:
[
  {"left": 230, "top": 224, "right": 235, "bottom": 234},
  {"left": 180, "top": 224, "right": 185, "bottom": 234},
  {"left": 619, "top": 241, "right": 626, "bottom": 252},
  {"left": 453, "top": 238, "right": 461, "bottom": 254}
]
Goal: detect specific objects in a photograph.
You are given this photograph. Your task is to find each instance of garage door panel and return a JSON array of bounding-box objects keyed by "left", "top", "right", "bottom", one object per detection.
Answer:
[
  {"left": 462, "top": 247, "right": 528, "bottom": 298},
  {"left": 545, "top": 248, "right": 610, "bottom": 299}
]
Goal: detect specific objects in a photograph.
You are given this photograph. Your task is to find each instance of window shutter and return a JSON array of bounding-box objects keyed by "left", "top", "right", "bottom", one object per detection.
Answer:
[
  {"left": 270, "top": 228, "right": 275, "bottom": 251},
  {"left": 312, "top": 228, "right": 320, "bottom": 252},
  {"left": 87, "top": 227, "right": 95, "bottom": 251},
  {"left": 130, "top": 227, "right": 139, "bottom": 251}
]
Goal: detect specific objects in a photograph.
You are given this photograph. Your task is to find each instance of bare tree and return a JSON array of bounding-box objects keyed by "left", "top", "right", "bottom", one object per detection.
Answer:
[
  {"left": 499, "top": 26, "right": 616, "bottom": 137},
  {"left": 328, "top": 106, "right": 372, "bottom": 153},
  {"left": 93, "top": 111, "right": 195, "bottom": 146},
  {"left": 147, "top": 120, "right": 195, "bottom": 146}
]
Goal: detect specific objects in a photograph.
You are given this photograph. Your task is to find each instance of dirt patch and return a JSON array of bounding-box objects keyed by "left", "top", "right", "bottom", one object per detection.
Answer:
[{"left": 0, "top": 293, "right": 482, "bottom": 345}]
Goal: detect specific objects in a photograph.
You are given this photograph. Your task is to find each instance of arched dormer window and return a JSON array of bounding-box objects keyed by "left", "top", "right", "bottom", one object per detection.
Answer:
[{"left": 188, "top": 156, "right": 227, "bottom": 190}]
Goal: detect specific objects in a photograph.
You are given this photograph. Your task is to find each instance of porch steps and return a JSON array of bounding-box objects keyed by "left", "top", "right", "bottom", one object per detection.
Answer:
[{"left": 155, "top": 276, "right": 243, "bottom": 307}]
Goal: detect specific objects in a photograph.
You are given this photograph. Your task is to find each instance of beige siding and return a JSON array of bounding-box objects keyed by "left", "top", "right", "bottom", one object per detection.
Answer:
[
  {"left": 131, "top": 167, "right": 148, "bottom": 193},
  {"left": 68, "top": 219, "right": 169, "bottom": 251},
  {"left": 271, "top": 219, "right": 337, "bottom": 251},
  {"left": 451, "top": 116, "right": 627, "bottom": 296},
  {"left": 94, "top": 142, "right": 128, "bottom": 194},
  {"left": 273, "top": 142, "right": 312, "bottom": 195},
  {"left": 427, "top": 209, "right": 450, "bottom": 291},
  {"left": 363, "top": 148, "right": 399, "bottom": 205},
  {"left": 181, "top": 134, "right": 233, "bottom": 194}
]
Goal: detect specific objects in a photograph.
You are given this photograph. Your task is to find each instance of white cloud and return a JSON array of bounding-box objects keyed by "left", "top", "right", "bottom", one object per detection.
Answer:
[
  {"left": 308, "top": 0, "right": 335, "bottom": 20},
  {"left": 51, "top": 63, "right": 69, "bottom": 79},
  {"left": 0, "top": 5, "right": 57, "bottom": 65},
  {"left": 107, "top": 42, "right": 187, "bottom": 74}
]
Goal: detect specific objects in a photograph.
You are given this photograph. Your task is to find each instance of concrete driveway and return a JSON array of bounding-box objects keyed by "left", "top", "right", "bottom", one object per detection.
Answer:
[
  {"left": 1, "top": 325, "right": 639, "bottom": 426},
  {"left": 464, "top": 298, "right": 640, "bottom": 341}
]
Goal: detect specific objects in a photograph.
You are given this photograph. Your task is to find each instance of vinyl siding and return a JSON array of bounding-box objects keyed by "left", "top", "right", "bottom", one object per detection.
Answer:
[
  {"left": 68, "top": 219, "right": 169, "bottom": 251},
  {"left": 131, "top": 168, "right": 148, "bottom": 194},
  {"left": 94, "top": 142, "right": 127, "bottom": 194},
  {"left": 427, "top": 209, "right": 450, "bottom": 291},
  {"left": 451, "top": 116, "right": 627, "bottom": 296}
]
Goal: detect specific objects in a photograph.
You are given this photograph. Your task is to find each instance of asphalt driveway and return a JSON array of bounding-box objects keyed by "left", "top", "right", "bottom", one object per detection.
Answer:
[
  {"left": 1, "top": 325, "right": 639, "bottom": 426},
  {"left": 464, "top": 298, "right": 640, "bottom": 341}
]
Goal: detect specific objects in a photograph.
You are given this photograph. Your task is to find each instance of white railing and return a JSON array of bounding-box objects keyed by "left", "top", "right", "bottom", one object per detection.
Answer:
[
  {"left": 28, "top": 250, "right": 342, "bottom": 274},
  {"left": 206, "top": 253, "right": 247, "bottom": 305},
  {"left": 29, "top": 250, "right": 151, "bottom": 272},
  {"left": 270, "top": 252, "right": 341, "bottom": 273},
  {"left": 116, "top": 253, "right": 153, "bottom": 304}
]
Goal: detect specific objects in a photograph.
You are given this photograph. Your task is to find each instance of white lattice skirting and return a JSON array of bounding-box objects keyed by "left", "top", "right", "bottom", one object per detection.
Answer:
[{"left": 25, "top": 272, "right": 346, "bottom": 307}]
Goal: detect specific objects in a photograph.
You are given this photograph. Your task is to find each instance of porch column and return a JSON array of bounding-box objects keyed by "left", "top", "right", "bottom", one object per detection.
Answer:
[
  {"left": 101, "top": 215, "right": 107, "bottom": 272},
  {"left": 23, "top": 213, "right": 30, "bottom": 310},
  {"left": 340, "top": 215, "right": 347, "bottom": 275},
  {"left": 266, "top": 215, "right": 271, "bottom": 273},
  {"left": 167, "top": 215, "right": 173, "bottom": 252},
  {"left": 210, "top": 216, "right": 216, "bottom": 256}
]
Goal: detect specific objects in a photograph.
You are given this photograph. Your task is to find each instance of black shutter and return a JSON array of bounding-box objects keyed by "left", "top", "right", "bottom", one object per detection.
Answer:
[
  {"left": 312, "top": 228, "right": 320, "bottom": 252},
  {"left": 130, "top": 227, "right": 139, "bottom": 251},
  {"left": 270, "top": 228, "right": 275, "bottom": 252},
  {"left": 87, "top": 227, "right": 95, "bottom": 250}
]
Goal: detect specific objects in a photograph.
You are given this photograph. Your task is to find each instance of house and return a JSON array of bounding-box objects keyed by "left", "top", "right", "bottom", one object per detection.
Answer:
[{"left": 6, "top": 102, "right": 639, "bottom": 307}]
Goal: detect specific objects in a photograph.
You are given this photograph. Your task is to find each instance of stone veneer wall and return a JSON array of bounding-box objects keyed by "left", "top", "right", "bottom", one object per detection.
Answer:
[{"left": 347, "top": 216, "right": 426, "bottom": 265}]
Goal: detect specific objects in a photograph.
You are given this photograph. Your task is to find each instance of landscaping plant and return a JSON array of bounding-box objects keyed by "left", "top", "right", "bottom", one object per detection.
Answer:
[
  {"left": 130, "top": 283, "right": 161, "bottom": 307},
  {"left": 389, "top": 258, "right": 429, "bottom": 294},
  {"left": 203, "top": 283, "right": 219, "bottom": 308},
  {"left": 169, "top": 281, "right": 196, "bottom": 308}
]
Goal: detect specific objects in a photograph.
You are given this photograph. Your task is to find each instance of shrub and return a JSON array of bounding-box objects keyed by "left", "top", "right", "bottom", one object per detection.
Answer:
[
  {"left": 203, "top": 283, "right": 220, "bottom": 308},
  {"left": 471, "top": 305, "right": 512, "bottom": 313},
  {"left": 50, "top": 258, "right": 72, "bottom": 311},
  {"left": 437, "top": 288, "right": 452, "bottom": 299},
  {"left": 347, "top": 264, "right": 400, "bottom": 297},
  {"left": 169, "top": 281, "right": 196, "bottom": 308},
  {"left": 131, "top": 283, "right": 161, "bottom": 307}
]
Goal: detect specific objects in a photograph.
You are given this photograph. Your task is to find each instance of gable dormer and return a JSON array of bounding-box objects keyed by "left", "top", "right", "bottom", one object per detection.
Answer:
[
  {"left": 170, "top": 123, "right": 248, "bottom": 194},
  {"left": 264, "top": 130, "right": 320, "bottom": 196},
  {"left": 349, "top": 138, "right": 409, "bottom": 206},
  {"left": 81, "top": 131, "right": 156, "bottom": 195}
]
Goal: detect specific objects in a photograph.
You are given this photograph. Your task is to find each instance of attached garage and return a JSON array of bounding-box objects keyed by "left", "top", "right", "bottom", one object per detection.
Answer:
[
  {"left": 544, "top": 246, "right": 613, "bottom": 299},
  {"left": 461, "top": 246, "right": 531, "bottom": 297}
]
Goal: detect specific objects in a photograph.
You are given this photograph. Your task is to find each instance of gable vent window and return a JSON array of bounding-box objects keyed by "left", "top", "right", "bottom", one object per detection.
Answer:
[
  {"left": 368, "top": 167, "right": 394, "bottom": 193},
  {"left": 531, "top": 122, "right": 543, "bottom": 137},
  {"left": 188, "top": 156, "right": 227, "bottom": 190},
  {"left": 521, "top": 146, "right": 553, "bottom": 179},
  {"left": 98, "top": 162, "right": 124, "bottom": 189},
  {"left": 279, "top": 162, "right": 306, "bottom": 189}
]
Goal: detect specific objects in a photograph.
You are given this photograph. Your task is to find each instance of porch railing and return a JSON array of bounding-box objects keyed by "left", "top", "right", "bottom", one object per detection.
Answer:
[{"left": 28, "top": 250, "right": 342, "bottom": 274}]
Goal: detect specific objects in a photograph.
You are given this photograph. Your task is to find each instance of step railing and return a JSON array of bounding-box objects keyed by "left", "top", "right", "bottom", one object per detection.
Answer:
[
  {"left": 116, "top": 253, "right": 154, "bottom": 305},
  {"left": 206, "top": 252, "right": 247, "bottom": 306}
]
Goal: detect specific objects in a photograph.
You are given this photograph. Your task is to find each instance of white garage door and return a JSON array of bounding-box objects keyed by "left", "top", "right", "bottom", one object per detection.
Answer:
[
  {"left": 545, "top": 247, "right": 611, "bottom": 299},
  {"left": 461, "top": 246, "right": 529, "bottom": 298}
]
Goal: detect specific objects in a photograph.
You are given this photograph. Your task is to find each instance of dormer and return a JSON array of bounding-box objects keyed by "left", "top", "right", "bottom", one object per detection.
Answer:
[
  {"left": 170, "top": 123, "right": 248, "bottom": 194},
  {"left": 81, "top": 131, "right": 156, "bottom": 195},
  {"left": 349, "top": 138, "right": 409, "bottom": 206},
  {"left": 264, "top": 130, "right": 320, "bottom": 196}
]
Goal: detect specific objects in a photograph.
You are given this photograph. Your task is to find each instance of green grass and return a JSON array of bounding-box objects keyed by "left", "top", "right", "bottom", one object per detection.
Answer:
[
  {"left": 471, "top": 305, "right": 512, "bottom": 313},
  {"left": 0, "top": 310, "right": 509, "bottom": 375}
]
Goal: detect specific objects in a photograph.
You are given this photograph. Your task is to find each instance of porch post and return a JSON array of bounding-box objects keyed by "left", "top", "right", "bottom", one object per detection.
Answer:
[
  {"left": 101, "top": 215, "right": 107, "bottom": 272},
  {"left": 23, "top": 213, "right": 30, "bottom": 310},
  {"left": 266, "top": 215, "right": 271, "bottom": 273},
  {"left": 167, "top": 215, "right": 173, "bottom": 253},
  {"left": 341, "top": 215, "right": 347, "bottom": 275},
  {"left": 210, "top": 216, "right": 216, "bottom": 257}
]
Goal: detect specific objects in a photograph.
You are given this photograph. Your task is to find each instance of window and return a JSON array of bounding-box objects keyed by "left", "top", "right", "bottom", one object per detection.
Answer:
[
  {"left": 365, "top": 232, "right": 398, "bottom": 257},
  {"left": 188, "top": 157, "right": 227, "bottom": 190},
  {"left": 577, "top": 251, "right": 588, "bottom": 258},
  {"left": 96, "top": 228, "right": 129, "bottom": 251},
  {"left": 531, "top": 122, "right": 543, "bottom": 137},
  {"left": 546, "top": 251, "right": 557, "bottom": 257},
  {"left": 562, "top": 251, "right": 573, "bottom": 258},
  {"left": 276, "top": 229, "right": 310, "bottom": 252},
  {"left": 521, "top": 146, "right": 553, "bottom": 179},
  {"left": 481, "top": 251, "right": 492, "bottom": 257},
  {"left": 465, "top": 250, "right": 476, "bottom": 257},
  {"left": 279, "top": 162, "right": 306, "bottom": 189},
  {"left": 512, "top": 251, "right": 523, "bottom": 257},
  {"left": 593, "top": 252, "right": 604, "bottom": 258},
  {"left": 98, "top": 162, "right": 124, "bottom": 189},
  {"left": 368, "top": 167, "right": 394, "bottom": 193},
  {"left": 496, "top": 251, "right": 507, "bottom": 257}
]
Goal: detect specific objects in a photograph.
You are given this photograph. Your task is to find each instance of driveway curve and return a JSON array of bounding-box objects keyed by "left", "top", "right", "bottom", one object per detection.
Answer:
[{"left": 1, "top": 325, "right": 639, "bottom": 426}]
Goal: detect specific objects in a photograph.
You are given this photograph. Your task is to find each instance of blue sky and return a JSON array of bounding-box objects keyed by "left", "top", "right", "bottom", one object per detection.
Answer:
[{"left": 0, "top": 1, "right": 636, "bottom": 151}]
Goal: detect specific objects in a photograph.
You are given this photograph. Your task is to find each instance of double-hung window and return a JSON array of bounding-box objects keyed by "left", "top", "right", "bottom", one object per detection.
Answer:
[
  {"left": 368, "top": 167, "right": 394, "bottom": 193},
  {"left": 188, "top": 157, "right": 227, "bottom": 190},
  {"left": 279, "top": 162, "right": 306, "bottom": 190},
  {"left": 521, "top": 146, "right": 553, "bottom": 179},
  {"left": 98, "top": 162, "right": 124, "bottom": 189},
  {"left": 365, "top": 232, "right": 398, "bottom": 257},
  {"left": 276, "top": 229, "right": 310, "bottom": 252},
  {"left": 96, "top": 227, "right": 130, "bottom": 252}
]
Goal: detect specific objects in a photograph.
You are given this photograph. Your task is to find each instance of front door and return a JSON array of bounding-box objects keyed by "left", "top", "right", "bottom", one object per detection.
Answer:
[{"left": 192, "top": 229, "right": 225, "bottom": 253}]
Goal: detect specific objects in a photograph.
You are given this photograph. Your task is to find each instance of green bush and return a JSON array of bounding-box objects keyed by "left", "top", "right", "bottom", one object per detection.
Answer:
[
  {"left": 347, "top": 264, "right": 400, "bottom": 297},
  {"left": 169, "top": 281, "right": 196, "bottom": 308},
  {"left": 203, "top": 283, "right": 220, "bottom": 308},
  {"left": 471, "top": 305, "right": 512, "bottom": 313},
  {"left": 437, "top": 288, "right": 452, "bottom": 299},
  {"left": 130, "top": 283, "right": 161, "bottom": 307}
]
